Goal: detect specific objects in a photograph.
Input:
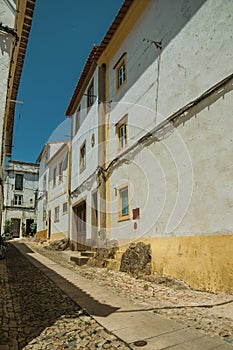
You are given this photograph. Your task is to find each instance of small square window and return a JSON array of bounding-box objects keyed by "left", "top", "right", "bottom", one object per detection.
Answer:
[
  {"left": 80, "top": 141, "right": 86, "bottom": 172},
  {"left": 14, "top": 195, "right": 23, "bottom": 206},
  {"left": 118, "top": 185, "right": 130, "bottom": 221}
]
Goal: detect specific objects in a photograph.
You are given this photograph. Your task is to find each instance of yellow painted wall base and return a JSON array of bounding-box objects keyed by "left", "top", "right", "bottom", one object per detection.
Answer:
[
  {"left": 117, "top": 234, "right": 233, "bottom": 294},
  {"left": 50, "top": 232, "right": 67, "bottom": 241},
  {"left": 36, "top": 229, "right": 47, "bottom": 240}
]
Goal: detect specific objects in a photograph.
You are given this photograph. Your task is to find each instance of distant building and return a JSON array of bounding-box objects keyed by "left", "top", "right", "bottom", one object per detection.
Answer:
[
  {"left": 36, "top": 141, "right": 70, "bottom": 240},
  {"left": 65, "top": 46, "right": 100, "bottom": 250},
  {"left": 2, "top": 160, "right": 39, "bottom": 238},
  {"left": 0, "top": 0, "right": 36, "bottom": 232}
]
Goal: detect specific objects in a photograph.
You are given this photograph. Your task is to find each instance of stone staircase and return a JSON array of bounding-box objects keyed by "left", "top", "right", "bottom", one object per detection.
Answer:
[
  {"left": 67, "top": 248, "right": 125, "bottom": 269},
  {"left": 70, "top": 250, "right": 95, "bottom": 266}
]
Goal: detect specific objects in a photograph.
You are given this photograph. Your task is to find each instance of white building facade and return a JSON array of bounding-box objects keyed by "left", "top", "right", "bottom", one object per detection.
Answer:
[
  {"left": 0, "top": 0, "right": 36, "bottom": 231},
  {"left": 36, "top": 141, "right": 70, "bottom": 239},
  {"left": 96, "top": 0, "right": 233, "bottom": 293},
  {"left": 66, "top": 47, "right": 101, "bottom": 250},
  {"left": 2, "top": 160, "right": 39, "bottom": 237},
  {"left": 47, "top": 142, "right": 70, "bottom": 240},
  {"left": 64, "top": 0, "right": 233, "bottom": 292}
]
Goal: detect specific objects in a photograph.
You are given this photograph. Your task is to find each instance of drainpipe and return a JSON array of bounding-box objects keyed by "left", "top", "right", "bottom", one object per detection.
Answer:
[{"left": 67, "top": 142, "right": 72, "bottom": 243}]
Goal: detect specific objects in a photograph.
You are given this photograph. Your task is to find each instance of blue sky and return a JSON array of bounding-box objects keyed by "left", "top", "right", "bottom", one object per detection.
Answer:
[{"left": 12, "top": 0, "right": 123, "bottom": 163}]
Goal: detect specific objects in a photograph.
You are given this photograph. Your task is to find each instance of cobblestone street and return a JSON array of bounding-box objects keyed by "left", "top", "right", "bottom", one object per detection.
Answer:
[
  {"left": 25, "top": 240, "right": 233, "bottom": 347},
  {"left": 1, "top": 240, "right": 233, "bottom": 349},
  {"left": 0, "top": 243, "right": 130, "bottom": 350}
]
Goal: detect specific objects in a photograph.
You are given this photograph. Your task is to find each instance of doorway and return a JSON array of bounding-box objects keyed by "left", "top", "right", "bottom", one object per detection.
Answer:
[
  {"left": 73, "top": 201, "right": 86, "bottom": 250},
  {"left": 91, "top": 191, "right": 98, "bottom": 246},
  {"left": 26, "top": 219, "right": 34, "bottom": 236},
  {"left": 48, "top": 211, "right": 51, "bottom": 239},
  {"left": 11, "top": 218, "right": 20, "bottom": 238}
]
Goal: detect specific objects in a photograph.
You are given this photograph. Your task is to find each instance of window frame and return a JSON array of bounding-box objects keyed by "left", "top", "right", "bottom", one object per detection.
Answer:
[
  {"left": 43, "top": 173, "right": 47, "bottom": 192},
  {"left": 62, "top": 201, "right": 68, "bottom": 214},
  {"left": 14, "top": 194, "right": 23, "bottom": 206},
  {"left": 87, "top": 80, "right": 95, "bottom": 108},
  {"left": 15, "top": 174, "right": 23, "bottom": 190},
  {"left": 53, "top": 167, "right": 57, "bottom": 187},
  {"left": 58, "top": 161, "right": 63, "bottom": 183},
  {"left": 54, "top": 206, "right": 60, "bottom": 222},
  {"left": 114, "top": 53, "right": 127, "bottom": 92},
  {"left": 75, "top": 106, "right": 81, "bottom": 135},
  {"left": 116, "top": 114, "right": 128, "bottom": 153},
  {"left": 118, "top": 184, "right": 130, "bottom": 221},
  {"left": 80, "top": 140, "right": 86, "bottom": 173}
]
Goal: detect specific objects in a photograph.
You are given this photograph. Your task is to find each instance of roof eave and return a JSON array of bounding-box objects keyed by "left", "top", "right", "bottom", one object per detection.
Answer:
[{"left": 4, "top": 0, "right": 36, "bottom": 157}]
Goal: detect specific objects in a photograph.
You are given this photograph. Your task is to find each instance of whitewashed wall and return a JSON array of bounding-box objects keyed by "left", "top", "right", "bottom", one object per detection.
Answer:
[
  {"left": 71, "top": 69, "right": 99, "bottom": 192},
  {"left": 0, "top": 0, "right": 15, "bottom": 163},
  {"left": 48, "top": 145, "right": 69, "bottom": 238},
  {"left": 109, "top": 86, "right": 233, "bottom": 242},
  {"left": 37, "top": 142, "right": 66, "bottom": 233},
  {"left": 70, "top": 68, "right": 100, "bottom": 242},
  {"left": 2, "top": 161, "right": 39, "bottom": 237},
  {"left": 107, "top": 0, "right": 233, "bottom": 242},
  {"left": 108, "top": 0, "right": 233, "bottom": 161}
]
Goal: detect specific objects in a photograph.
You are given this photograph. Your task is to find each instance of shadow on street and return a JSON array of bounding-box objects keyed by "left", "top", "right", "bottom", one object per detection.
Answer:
[{"left": 0, "top": 243, "right": 119, "bottom": 349}]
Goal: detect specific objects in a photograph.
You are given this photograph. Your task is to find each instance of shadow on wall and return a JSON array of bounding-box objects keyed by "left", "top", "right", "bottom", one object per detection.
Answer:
[
  {"left": 0, "top": 33, "right": 13, "bottom": 56},
  {"left": 1, "top": 243, "right": 119, "bottom": 350},
  {"left": 112, "top": 0, "right": 206, "bottom": 103}
]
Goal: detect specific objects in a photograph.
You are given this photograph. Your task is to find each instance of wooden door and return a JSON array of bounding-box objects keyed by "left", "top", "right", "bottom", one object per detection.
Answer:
[{"left": 73, "top": 201, "right": 86, "bottom": 250}]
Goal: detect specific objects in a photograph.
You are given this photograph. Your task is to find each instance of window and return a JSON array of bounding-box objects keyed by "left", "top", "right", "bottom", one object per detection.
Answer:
[
  {"left": 80, "top": 141, "right": 86, "bottom": 172},
  {"left": 114, "top": 53, "right": 127, "bottom": 91},
  {"left": 14, "top": 195, "right": 23, "bottom": 206},
  {"left": 87, "top": 80, "right": 94, "bottom": 108},
  {"left": 43, "top": 174, "right": 47, "bottom": 192},
  {"left": 45, "top": 148, "right": 49, "bottom": 161},
  {"left": 15, "top": 174, "right": 23, "bottom": 190},
  {"left": 53, "top": 167, "right": 57, "bottom": 187},
  {"left": 116, "top": 115, "right": 128, "bottom": 152},
  {"left": 58, "top": 162, "right": 63, "bottom": 183},
  {"left": 63, "top": 202, "right": 68, "bottom": 214},
  {"left": 75, "top": 106, "right": 80, "bottom": 135},
  {"left": 118, "top": 185, "right": 130, "bottom": 221},
  {"left": 43, "top": 205, "right": 47, "bottom": 222},
  {"left": 54, "top": 206, "right": 59, "bottom": 222},
  {"left": 117, "top": 61, "right": 126, "bottom": 88}
]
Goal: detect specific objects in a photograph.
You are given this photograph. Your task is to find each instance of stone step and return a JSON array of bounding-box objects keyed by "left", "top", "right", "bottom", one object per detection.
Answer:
[
  {"left": 106, "top": 258, "right": 121, "bottom": 271},
  {"left": 80, "top": 251, "right": 95, "bottom": 258},
  {"left": 115, "top": 250, "right": 124, "bottom": 260},
  {"left": 70, "top": 256, "right": 90, "bottom": 266}
]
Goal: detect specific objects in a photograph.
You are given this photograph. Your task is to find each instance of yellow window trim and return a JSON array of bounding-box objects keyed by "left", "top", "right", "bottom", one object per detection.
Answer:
[
  {"left": 117, "top": 183, "right": 130, "bottom": 222},
  {"left": 116, "top": 114, "right": 128, "bottom": 154},
  {"left": 114, "top": 54, "right": 127, "bottom": 93},
  {"left": 79, "top": 140, "right": 86, "bottom": 173},
  {"left": 62, "top": 201, "right": 68, "bottom": 215}
]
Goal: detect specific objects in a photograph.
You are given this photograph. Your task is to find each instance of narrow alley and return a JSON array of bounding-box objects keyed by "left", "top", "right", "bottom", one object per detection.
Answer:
[
  {"left": 0, "top": 241, "right": 232, "bottom": 350},
  {"left": 0, "top": 243, "right": 130, "bottom": 350}
]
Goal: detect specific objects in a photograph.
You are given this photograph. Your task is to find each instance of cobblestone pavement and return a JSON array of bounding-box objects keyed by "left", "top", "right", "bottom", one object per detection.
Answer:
[
  {"left": 24, "top": 240, "right": 233, "bottom": 347},
  {"left": 0, "top": 243, "right": 130, "bottom": 350}
]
